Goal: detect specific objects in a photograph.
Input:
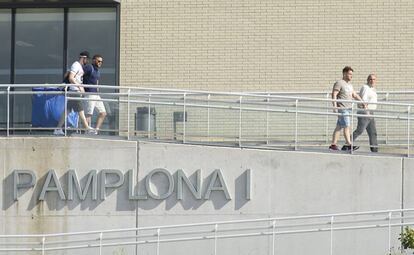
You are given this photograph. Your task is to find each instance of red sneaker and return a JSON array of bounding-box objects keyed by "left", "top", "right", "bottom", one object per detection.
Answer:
[{"left": 329, "top": 144, "right": 339, "bottom": 151}]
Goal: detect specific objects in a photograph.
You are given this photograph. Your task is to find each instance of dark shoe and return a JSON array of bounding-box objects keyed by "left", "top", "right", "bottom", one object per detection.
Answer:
[
  {"left": 370, "top": 147, "right": 378, "bottom": 152},
  {"left": 341, "top": 145, "right": 359, "bottom": 151},
  {"left": 329, "top": 144, "right": 339, "bottom": 151}
]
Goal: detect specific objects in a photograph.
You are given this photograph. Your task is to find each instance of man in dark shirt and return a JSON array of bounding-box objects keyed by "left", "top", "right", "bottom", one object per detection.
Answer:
[{"left": 83, "top": 54, "right": 106, "bottom": 133}]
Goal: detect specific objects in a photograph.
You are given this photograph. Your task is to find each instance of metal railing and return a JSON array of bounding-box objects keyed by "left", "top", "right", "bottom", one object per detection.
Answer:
[
  {"left": 1, "top": 84, "right": 414, "bottom": 156},
  {"left": 0, "top": 208, "right": 413, "bottom": 254}
]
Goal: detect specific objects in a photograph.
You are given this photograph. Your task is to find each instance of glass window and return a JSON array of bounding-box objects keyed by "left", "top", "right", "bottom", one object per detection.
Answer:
[
  {"left": 0, "top": 6, "right": 118, "bottom": 132},
  {"left": 0, "top": 9, "right": 11, "bottom": 128},
  {"left": 68, "top": 8, "right": 118, "bottom": 133},
  {"left": 14, "top": 9, "right": 64, "bottom": 127},
  {"left": 68, "top": 8, "right": 117, "bottom": 85},
  {"left": 0, "top": 9, "right": 11, "bottom": 84},
  {"left": 15, "top": 9, "right": 64, "bottom": 84}
]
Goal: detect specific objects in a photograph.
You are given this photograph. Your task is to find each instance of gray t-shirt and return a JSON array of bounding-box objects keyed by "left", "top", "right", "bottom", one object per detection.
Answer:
[{"left": 333, "top": 79, "right": 353, "bottom": 108}]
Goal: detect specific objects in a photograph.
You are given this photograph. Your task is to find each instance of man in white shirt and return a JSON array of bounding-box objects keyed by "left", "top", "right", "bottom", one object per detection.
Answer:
[
  {"left": 352, "top": 74, "right": 378, "bottom": 152},
  {"left": 54, "top": 51, "right": 96, "bottom": 135}
]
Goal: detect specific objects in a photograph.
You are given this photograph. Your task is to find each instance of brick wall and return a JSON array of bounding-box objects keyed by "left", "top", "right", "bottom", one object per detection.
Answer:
[
  {"left": 118, "top": 0, "right": 414, "bottom": 145},
  {"left": 119, "top": 0, "right": 414, "bottom": 92}
]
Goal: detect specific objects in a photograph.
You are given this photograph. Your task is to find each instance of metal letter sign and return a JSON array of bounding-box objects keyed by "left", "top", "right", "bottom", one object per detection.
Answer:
[{"left": 11, "top": 168, "right": 251, "bottom": 203}]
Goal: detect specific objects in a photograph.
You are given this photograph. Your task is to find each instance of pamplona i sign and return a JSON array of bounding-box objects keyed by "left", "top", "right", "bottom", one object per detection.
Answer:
[{"left": 12, "top": 169, "right": 252, "bottom": 201}]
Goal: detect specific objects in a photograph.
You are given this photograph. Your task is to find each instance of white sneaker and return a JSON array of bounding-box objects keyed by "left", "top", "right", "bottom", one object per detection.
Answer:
[
  {"left": 53, "top": 129, "right": 65, "bottom": 136},
  {"left": 86, "top": 127, "right": 97, "bottom": 135}
]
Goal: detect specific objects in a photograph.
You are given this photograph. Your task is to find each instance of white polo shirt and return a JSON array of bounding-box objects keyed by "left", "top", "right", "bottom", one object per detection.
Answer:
[{"left": 359, "top": 84, "right": 377, "bottom": 110}]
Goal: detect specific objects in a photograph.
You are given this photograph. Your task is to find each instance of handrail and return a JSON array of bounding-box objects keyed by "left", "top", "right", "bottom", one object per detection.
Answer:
[
  {"left": 4, "top": 83, "right": 414, "bottom": 97},
  {"left": 2, "top": 84, "right": 414, "bottom": 107},
  {"left": 1, "top": 83, "right": 414, "bottom": 100},
  {"left": 0, "top": 207, "right": 411, "bottom": 237},
  {"left": 0, "top": 208, "right": 413, "bottom": 253},
  {"left": 2, "top": 84, "right": 414, "bottom": 156}
]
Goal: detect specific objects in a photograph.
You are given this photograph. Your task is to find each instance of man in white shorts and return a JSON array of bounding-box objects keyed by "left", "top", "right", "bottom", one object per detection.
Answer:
[{"left": 83, "top": 54, "right": 106, "bottom": 133}]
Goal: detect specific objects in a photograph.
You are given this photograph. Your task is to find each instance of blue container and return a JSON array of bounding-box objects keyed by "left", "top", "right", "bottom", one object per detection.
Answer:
[{"left": 32, "top": 87, "right": 78, "bottom": 127}]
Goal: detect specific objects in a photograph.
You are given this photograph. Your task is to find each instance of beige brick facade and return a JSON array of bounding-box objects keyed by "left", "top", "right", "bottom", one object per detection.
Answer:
[{"left": 120, "top": 0, "right": 414, "bottom": 92}]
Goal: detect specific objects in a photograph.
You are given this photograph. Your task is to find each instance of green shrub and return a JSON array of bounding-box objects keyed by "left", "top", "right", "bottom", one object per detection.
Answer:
[{"left": 400, "top": 226, "right": 414, "bottom": 250}]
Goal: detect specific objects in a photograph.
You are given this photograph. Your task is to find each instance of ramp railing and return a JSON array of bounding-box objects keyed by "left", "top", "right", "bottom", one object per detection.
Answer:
[
  {"left": 0, "top": 208, "right": 413, "bottom": 254},
  {"left": 1, "top": 84, "right": 414, "bottom": 155}
]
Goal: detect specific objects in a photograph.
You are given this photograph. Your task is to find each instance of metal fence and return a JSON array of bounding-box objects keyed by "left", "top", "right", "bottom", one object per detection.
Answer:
[
  {"left": 0, "top": 208, "right": 413, "bottom": 254},
  {"left": 1, "top": 84, "right": 414, "bottom": 156}
]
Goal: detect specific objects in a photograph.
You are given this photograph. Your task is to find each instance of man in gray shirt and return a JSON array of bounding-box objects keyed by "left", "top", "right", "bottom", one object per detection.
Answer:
[{"left": 329, "top": 66, "right": 365, "bottom": 151}]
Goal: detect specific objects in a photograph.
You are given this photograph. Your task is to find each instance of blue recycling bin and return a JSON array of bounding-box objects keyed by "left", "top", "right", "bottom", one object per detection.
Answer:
[{"left": 32, "top": 87, "right": 78, "bottom": 128}]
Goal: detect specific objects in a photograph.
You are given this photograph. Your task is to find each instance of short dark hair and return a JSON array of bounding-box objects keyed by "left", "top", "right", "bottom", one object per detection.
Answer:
[
  {"left": 93, "top": 54, "right": 103, "bottom": 60},
  {"left": 342, "top": 66, "right": 354, "bottom": 74},
  {"left": 79, "top": 51, "right": 90, "bottom": 58}
]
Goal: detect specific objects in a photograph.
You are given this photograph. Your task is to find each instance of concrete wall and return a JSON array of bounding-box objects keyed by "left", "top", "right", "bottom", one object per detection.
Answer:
[
  {"left": 0, "top": 137, "right": 411, "bottom": 254},
  {"left": 119, "top": 1, "right": 414, "bottom": 92},
  {"left": 136, "top": 141, "right": 405, "bottom": 255},
  {"left": 0, "top": 137, "right": 138, "bottom": 255}
]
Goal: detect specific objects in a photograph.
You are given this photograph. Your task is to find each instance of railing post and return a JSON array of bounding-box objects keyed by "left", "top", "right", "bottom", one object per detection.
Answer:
[
  {"left": 351, "top": 102, "right": 354, "bottom": 154},
  {"left": 183, "top": 93, "right": 186, "bottom": 143},
  {"left": 99, "top": 232, "right": 103, "bottom": 255},
  {"left": 156, "top": 228, "right": 160, "bottom": 255},
  {"left": 207, "top": 94, "right": 210, "bottom": 140},
  {"left": 214, "top": 224, "right": 218, "bottom": 255},
  {"left": 295, "top": 99, "right": 298, "bottom": 150},
  {"left": 330, "top": 216, "right": 334, "bottom": 255},
  {"left": 401, "top": 209, "right": 405, "bottom": 252},
  {"left": 325, "top": 93, "right": 329, "bottom": 145},
  {"left": 41, "top": 236, "right": 45, "bottom": 255},
  {"left": 408, "top": 106, "right": 411, "bottom": 157},
  {"left": 272, "top": 220, "right": 276, "bottom": 255},
  {"left": 6, "top": 86, "right": 10, "bottom": 137},
  {"left": 64, "top": 87, "right": 68, "bottom": 136},
  {"left": 385, "top": 93, "right": 389, "bottom": 144},
  {"left": 148, "top": 94, "right": 151, "bottom": 139},
  {"left": 239, "top": 96, "right": 242, "bottom": 147},
  {"left": 388, "top": 212, "right": 392, "bottom": 254},
  {"left": 266, "top": 95, "right": 270, "bottom": 145},
  {"left": 127, "top": 89, "right": 130, "bottom": 140}
]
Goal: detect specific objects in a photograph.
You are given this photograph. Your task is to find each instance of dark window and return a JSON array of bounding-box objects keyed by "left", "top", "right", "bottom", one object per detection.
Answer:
[
  {"left": 0, "top": 10, "right": 11, "bottom": 127},
  {"left": 67, "top": 7, "right": 118, "bottom": 132},
  {"left": 68, "top": 8, "right": 117, "bottom": 85},
  {"left": 15, "top": 8, "right": 64, "bottom": 84},
  {"left": 0, "top": 9, "right": 11, "bottom": 84},
  {"left": 13, "top": 9, "right": 64, "bottom": 126},
  {"left": 0, "top": 5, "right": 119, "bottom": 132}
]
